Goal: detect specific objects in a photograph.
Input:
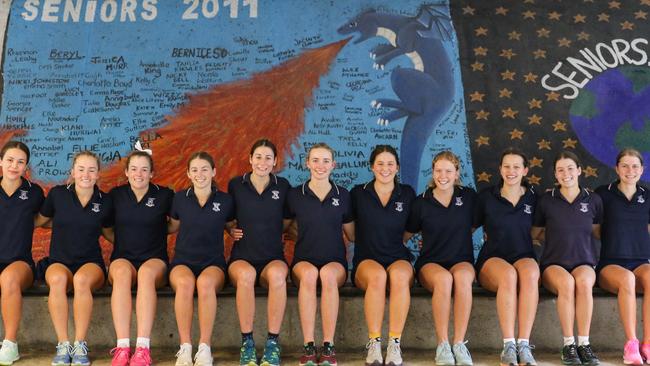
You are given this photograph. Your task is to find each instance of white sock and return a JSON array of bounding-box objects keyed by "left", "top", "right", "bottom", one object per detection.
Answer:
[
  {"left": 578, "top": 336, "right": 589, "bottom": 346},
  {"left": 517, "top": 339, "right": 529, "bottom": 345},
  {"left": 503, "top": 338, "right": 515, "bottom": 345},
  {"left": 563, "top": 337, "right": 575, "bottom": 346},
  {"left": 116, "top": 338, "right": 129, "bottom": 348},
  {"left": 136, "top": 337, "right": 150, "bottom": 349}
]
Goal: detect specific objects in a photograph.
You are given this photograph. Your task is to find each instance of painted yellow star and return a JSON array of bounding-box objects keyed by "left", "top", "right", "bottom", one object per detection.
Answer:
[
  {"left": 537, "top": 139, "right": 551, "bottom": 150},
  {"left": 477, "top": 171, "right": 492, "bottom": 183},
  {"left": 558, "top": 38, "right": 572, "bottom": 47},
  {"left": 642, "top": 0, "right": 650, "bottom": 6},
  {"left": 562, "top": 138, "right": 578, "bottom": 148},
  {"left": 475, "top": 110, "right": 490, "bottom": 120},
  {"left": 528, "top": 175, "right": 541, "bottom": 185},
  {"left": 529, "top": 114, "right": 543, "bottom": 125},
  {"left": 552, "top": 120, "right": 567, "bottom": 131},
  {"left": 471, "top": 61, "right": 485, "bottom": 71},
  {"left": 574, "top": 14, "right": 587, "bottom": 23},
  {"left": 621, "top": 21, "right": 635, "bottom": 30},
  {"left": 509, "top": 129, "right": 524, "bottom": 140},
  {"left": 501, "top": 70, "right": 516, "bottom": 80},
  {"left": 469, "top": 91, "right": 486, "bottom": 102},
  {"left": 584, "top": 166, "right": 598, "bottom": 178},
  {"left": 522, "top": 10, "right": 536, "bottom": 19},
  {"left": 495, "top": 6, "right": 509, "bottom": 15},
  {"left": 475, "top": 136, "right": 490, "bottom": 147},
  {"left": 475, "top": 27, "right": 488, "bottom": 36},
  {"left": 524, "top": 72, "right": 539, "bottom": 83},
  {"left": 500, "top": 49, "right": 517, "bottom": 60},
  {"left": 530, "top": 157, "right": 544, "bottom": 168},
  {"left": 528, "top": 98, "right": 542, "bottom": 109},
  {"left": 502, "top": 107, "right": 519, "bottom": 119},
  {"left": 474, "top": 46, "right": 488, "bottom": 56},
  {"left": 508, "top": 31, "right": 522, "bottom": 41},
  {"left": 577, "top": 32, "right": 590, "bottom": 41},
  {"left": 546, "top": 91, "right": 560, "bottom": 101},
  {"left": 537, "top": 28, "right": 551, "bottom": 38},
  {"left": 499, "top": 88, "right": 513, "bottom": 98},
  {"left": 533, "top": 49, "right": 547, "bottom": 59},
  {"left": 548, "top": 11, "right": 561, "bottom": 20},
  {"left": 609, "top": 1, "right": 621, "bottom": 9},
  {"left": 462, "top": 6, "right": 475, "bottom": 15},
  {"left": 598, "top": 13, "right": 610, "bottom": 22},
  {"left": 635, "top": 10, "right": 648, "bottom": 19}
]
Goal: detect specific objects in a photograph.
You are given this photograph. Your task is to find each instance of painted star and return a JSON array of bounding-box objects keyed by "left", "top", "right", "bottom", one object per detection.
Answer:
[
  {"left": 499, "top": 88, "right": 513, "bottom": 98},
  {"left": 562, "top": 138, "right": 578, "bottom": 148},
  {"left": 528, "top": 114, "right": 543, "bottom": 125},
  {"left": 501, "top": 70, "right": 516, "bottom": 80},
  {"left": 574, "top": 14, "right": 587, "bottom": 23},
  {"left": 533, "top": 49, "right": 547, "bottom": 59},
  {"left": 598, "top": 13, "right": 610, "bottom": 22},
  {"left": 609, "top": 1, "right": 621, "bottom": 9},
  {"left": 621, "top": 21, "right": 635, "bottom": 30},
  {"left": 475, "top": 136, "right": 490, "bottom": 147},
  {"left": 528, "top": 98, "right": 542, "bottom": 109},
  {"left": 537, "top": 28, "right": 551, "bottom": 38},
  {"left": 469, "top": 91, "right": 486, "bottom": 102},
  {"left": 584, "top": 166, "right": 598, "bottom": 178},
  {"left": 509, "top": 129, "right": 524, "bottom": 140},
  {"left": 471, "top": 61, "right": 485, "bottom": 71},
  {"left": 577, "top": 32, "right": 590, "bottom": 41},
  {"left": 537, "top": 139, "right": 551, "bottom": 150},
  {"left": 546, "top": 91, "right": 560, "bottom": 101},
  {"left": 500, "top": 49, "right": 517, "bottom": 60},
  {"left": 502, "top": 107, "right": 519, "bottom": 119},
  {"left": 475, "top": 27, "right": 488, "bottom": 36},
  {"left": 642, "top": 0, "right": 650, "bottom": 6},
  {"left": 635, "top": 10, "right": 648, "bottom": 19},
  {"left": 530, "top": 157, "right": 544, "bottom": 168},
  {"left": 477, "top": 171, "right": 492, "bottom": 183},
  {"left": 462, "top": 6, "right": 475, "bottom": 15},
  {"left": 528, "top": 175, "right": 541, "bottom": 185},
  {"left": 558, "top": 38, "right": 572, "bottom": 47},
  {"left": 495, "top": 6, "right": 509, "bottom": 15},
  {"left": 522, "top": 10, "right": 536, "bottom": 19},
  {"left": 524, "top": 72, "right": 539, "bottom": 83},
  {"left": 508, "top": 31, "right": 522, "bottom": 41},
  {"left": 474, "top": 46, "right": 488, "bottom": 56},
  {"left": 552, "top": 120, "right": 567, "bottom": 131},
  {"left": 548, "top": 11, "right": 561, "bottom": 20},
  {"left": 475, "top": 110, "right": 490, "bottom": 120}
]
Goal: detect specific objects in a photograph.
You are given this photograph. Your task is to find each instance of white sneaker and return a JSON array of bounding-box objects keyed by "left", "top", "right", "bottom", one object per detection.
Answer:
[
  {"left": 0, "top": 340, "right": 19, "bottom": 365},
  {"left": 193, "top": 343, "right": 213, "bottom": 366},
  {"left": 175, "top": 343, "right": 193, "bottom": 366},
  {"left": 385, "top": 338, "right": 403, "bottom": 366},
  {"left": 365, "top": 338, "right": 382, "bottom": 366}
]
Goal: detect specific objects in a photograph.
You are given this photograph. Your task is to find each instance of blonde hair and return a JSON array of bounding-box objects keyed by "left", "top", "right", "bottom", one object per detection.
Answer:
[
  {"left": 307, "top": 142, "right": 335, "bottom": 160},
  {"left": 429, "top": 150, "right": 461, "bottom": 188},
  {"left": 72, "top": 151, "right": 101, "bottom": 170}
]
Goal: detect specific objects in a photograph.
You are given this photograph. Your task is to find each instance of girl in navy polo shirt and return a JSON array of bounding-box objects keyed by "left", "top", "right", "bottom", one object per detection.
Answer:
[
  {"left": 474, "top": 148, "right": 539, "bottom": 366},
  {"left": 286, "top": 143, "right": 354, "bottom": 366},
  {"left": 532, "top": 151, "right": 603, "bottom": 366},
  {"left": 105, "top": 150, "right": 174, "bottom": 366},
  {"left": 351, "top": 145, "right": 415, "bottom": 366},
  {"left": 167, "top": 151, "right": 234, "bottom": 366},
  {"left": 226, "top": 139, "right": 290, "bottom": 366},
  {"left": 36, "top": 151, "right": 112, "bottom": 366},
  {"left": 0, "top": 141, "right": 44, "bottom": 365},
  {"left": 596, "top": 148, "right": 650, "bottom": 365},
  {"left": 406, "top": 151, "right": 475, "bottom": 366}
]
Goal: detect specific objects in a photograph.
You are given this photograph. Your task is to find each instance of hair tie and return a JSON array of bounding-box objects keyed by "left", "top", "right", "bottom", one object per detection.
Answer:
[{"left": 134, "top": 140, "right": 153, "bottom": 156}]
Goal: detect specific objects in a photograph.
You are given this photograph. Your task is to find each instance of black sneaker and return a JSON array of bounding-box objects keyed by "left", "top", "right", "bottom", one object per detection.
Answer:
[
  {"left": 561, "top": 344, "right": 582, "bottom": 365},
  {"left": 577, "top": 344, "right": 600, "bottom": 365}
]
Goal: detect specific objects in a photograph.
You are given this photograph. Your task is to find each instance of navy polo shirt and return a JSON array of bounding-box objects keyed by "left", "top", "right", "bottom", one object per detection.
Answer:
[
  {"left": 407, "top": 186, "right": 476, "bottom": 270},
  {"left": 0, "top": 177, "right": 44, "bottom": 264},
  {"left": 286, "top": 181, "right": 353, "bottom": 267},
  {"left": 534, "top": 187, "right": 603, "bottom": 269},
  {"left": 109, "top": 183, "right": 174, "bottom": 263},
  {"left": 596, "top": 182, "right": 650, "bottom": 260},
  {"left": 474, "top": 184, "right": 537, "bottom": 269},
  {"left": 40, "top": 184, "right": 112, "bottom": 266},
  {"left": 227, "top": 173, "right": 291, "bottom": 265},
  {"left": 351, "top": 181, "right": 415, "bottom": 268},
  {"left": 170, "top": 186, "right": 234, "bottom": 270}
]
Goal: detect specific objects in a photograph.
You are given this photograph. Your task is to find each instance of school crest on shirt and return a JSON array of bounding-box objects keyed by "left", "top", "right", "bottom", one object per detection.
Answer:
[
  {"left": 212, "top": 202, "right": 221, "bottom": 212},
  {"left": 455, "top": 197, "right": 463, "bottom": 206},
  {"left": 271, "top": 190, "right": 280, "bottom": 200},
  {"left": 638, "top": 195, "right": 645, "bottom": 204},
  {"left": 18, "top": 190, "right": 28, "bottom": 200},
  {"left": 523, "top": 204, "right": 532, "bottom": 214},
  {"left": 395, "top": 201, "right": 403, "bottom": 212},
  {"left": 91, "top": 203, "right": 101, "bottom": 213},
  {"left": 580, "top": 203, "right": 589, "bottom": 213},
  {"left": 331, "top": 198, "right": 340, "bottom": 206},
  {"left": 145, "top": 198, "right": 156, "bottom": 207}
]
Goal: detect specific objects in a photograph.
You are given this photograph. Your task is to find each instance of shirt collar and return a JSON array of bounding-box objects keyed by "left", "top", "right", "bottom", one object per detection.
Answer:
[{"left": 301, "top": 180, "right": 339, "bottom": 199}]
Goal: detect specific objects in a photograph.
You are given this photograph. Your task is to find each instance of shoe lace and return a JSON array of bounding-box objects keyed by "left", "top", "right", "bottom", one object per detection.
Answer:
[
  {"left": 176, "top": 346, "right": 190, "bottom": 358},
  {"left": 565, "top": 345, "right": 579, "bottom": 359},
  {"left": 580, "top": 344, "right": 596, "bottom": 359},
  {"left": 321, "top": 344, "right": 335, "bottom": 357},
  {"left": 365, "top": 338, "right": 379, "bottom": 350},
  {"left": 303, "top": 344, "right": 316, "bottom": 356},
  {"left": 56, "top": 343, "right": 71, "bottom": 356},
  {"left": 73, "top": 342, "right": 88, "bottom": 356},
  {"left": 110, "top": 347, "right": 129, "bottom": 359},
  {"left": 132, "top": 347, "right": 152, "bottom": 363},
  {"left": 455, "top": 341, "right": 471, "bottom": 358},
  {"left": 194, "top": 346, "right": 210, "bottom": 362},
  {"left": 387, "top": 341, "right": 401, "bottom": 358}
]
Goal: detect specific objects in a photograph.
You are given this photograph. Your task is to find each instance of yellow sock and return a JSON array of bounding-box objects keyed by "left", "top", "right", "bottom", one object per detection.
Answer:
[
  {"left": 369, "top": 333, "right": 381, "bottom": 340},
  {"left": 389, "top": 332, "right": 401, "bottom": 340}
]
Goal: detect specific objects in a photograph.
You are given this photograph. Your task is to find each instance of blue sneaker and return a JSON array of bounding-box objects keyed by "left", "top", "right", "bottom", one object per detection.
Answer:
[
  {"left": 51, "top": 342, "right": 72, "bottom": 366},
  {"left": 240, "top": 338, "right": 257, "bottom": 366},
  {"left": 260, "top": 338, "right": 281, "bottom": 366},
  {"left": 71, "top": 341, "right": 90, "bottom": 366}
]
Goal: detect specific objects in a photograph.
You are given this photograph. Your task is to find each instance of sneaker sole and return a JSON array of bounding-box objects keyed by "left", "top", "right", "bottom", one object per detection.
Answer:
[
  {"left": 519, "top": 363, "right": 536, "bottom": 366},
  {"left": 241, "top": 362, "right": 258, "bottom": 366},
  {"left": 500, "top": 363, "right": 517, "bottom": 366},
  {"left": 51, "top": 363, "right": 70, "bottom": 366},
  {"left": 365, "top": 362, "right": 383, "bottom": 366},
  {"left": 260, "top": 362, "right": 279, "bottom": 366},
  {"left": 0, "top": 356, "right": 19, "bottom": 366},
  {"left": 385, "top": 362, "right": 402, "bottom": 366},
  {"left": 319, "top": 362, "right": 337, "bottom": 366},
  {"left": 624, "top": 360, "right": 644, "bottom": 365},
  {"left": 299, "top": 361, "right": 317, "bottom": 366}
]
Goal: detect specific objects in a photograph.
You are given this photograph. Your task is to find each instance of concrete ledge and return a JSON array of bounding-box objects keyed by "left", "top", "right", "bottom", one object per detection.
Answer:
[{"left": 14, "top": 282, "right": 630, "bottom": 351}]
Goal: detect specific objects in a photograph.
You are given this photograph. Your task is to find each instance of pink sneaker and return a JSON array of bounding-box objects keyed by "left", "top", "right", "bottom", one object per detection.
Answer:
[
  {"left": 625, "top": 339, "right": 644, "bottom": 365},
  {"left": 129, "top": 346, "right": 153, "bottom": 366},
  {"left": 641, "top": 342, "right": 650, "bottom": 364},
  {"left": 110, "top": 346, "right": 131, "bottom": 366}
]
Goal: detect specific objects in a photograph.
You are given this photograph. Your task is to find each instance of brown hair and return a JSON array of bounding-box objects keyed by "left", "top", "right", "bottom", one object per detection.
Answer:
[
  {"left": 307, "top": 142, "right": 335, "bottom": 160},
  {"left": 187, "top": 151, "right": 215, "bottom": 170},
  {"left": 0, "top": 141, "right": 30, "bottom": 164},
  {"left": 500, "top": 147, "right": 529, "bottom": 168},
  {"left": 369, "top": 144, "right": 399, "bottom": 166},
  {"left": 72, "top": 151, "right": 101, "bottom": 170},
  {"left": 125, "top": 151, "right": 154, "bottom": 171},
  {"left": 430, "top": 150, "right": 461, "bottom": 188},
  {"left": 616, "top": 148, "right": 644, "bottom": 166},
  {"left": 250, "top": 139, "right": 278, "bottom": 158},
  {"left": 554, "top": 150, "right": 581, "bottom": 169}
]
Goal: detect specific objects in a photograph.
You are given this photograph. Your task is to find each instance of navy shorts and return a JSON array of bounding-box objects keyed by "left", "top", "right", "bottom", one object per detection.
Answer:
[
  {"left": 111, "top": 257, "right": 168, "bottom": 272},
  {"left": 475, "top": 253, "right": 537, "bottom": 275},
  {"left": 0, "top": 261, "right": 35, "bottom": 280},
  {"left": 596, "top": 258, "right": 650, "bottom": 274},
  {"left": 169, "top": 260, "right": 226, "bottom": 279},
  {"left": 540, "top": 262, "right": 595, "bottom": 275},
  {"left": 36, "top": 258, "right": 107, "bottom": 282}
]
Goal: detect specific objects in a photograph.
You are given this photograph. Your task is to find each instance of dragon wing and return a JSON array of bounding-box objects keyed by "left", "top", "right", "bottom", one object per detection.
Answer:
[{"left": 414, "top": 4, "right": 453, "bottom": 42}]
